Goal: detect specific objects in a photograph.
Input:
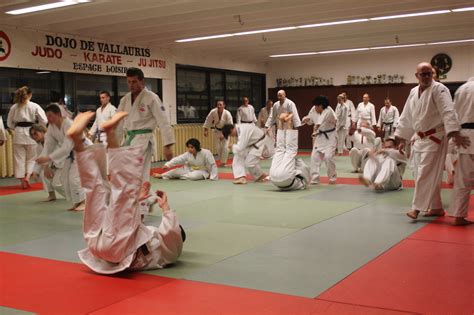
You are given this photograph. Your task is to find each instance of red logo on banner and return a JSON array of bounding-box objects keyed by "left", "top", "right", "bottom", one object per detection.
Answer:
[{"left": 0, "top": 31, "right": 12, "bottom": 62}]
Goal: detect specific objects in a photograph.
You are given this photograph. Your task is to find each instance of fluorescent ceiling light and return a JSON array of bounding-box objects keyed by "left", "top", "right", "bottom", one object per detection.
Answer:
[
  {"left": 36, "top": 71, "right": 51, "bottom": 74},
  {"left": 297, "top": 19, "right": 369, "bottom": 29},
  {"left": 6, "top": 1, "right": 90, "bottom": 15},
  {"left": 371, "top": 43, "right": 426, "bottom": 50},
  {"left": 270, "top": 52, "right": 318, "bottom": 58},
  {"left": 451, "top": 7, "right": 474, "bottom": 12},
  {"left": 235, "top": 27, "right": 296, "bottom": 36},
  {"left": 270, "top": 38, "right": 474, "bottom": 58},
  {"left": 427, "top": 39, "right": 474, "bottom": 45},
  {"left": 370, "top": 10, "right": 450, "bottom": 21},
  {"left": 319, "top": 48, "right": 369, "bottom": 54},
  {"left": 175, "top": 34, "right": 234, "bottom": 42},
  {"left": 176, "top": 7, "right": 468, "bottom": 43}
]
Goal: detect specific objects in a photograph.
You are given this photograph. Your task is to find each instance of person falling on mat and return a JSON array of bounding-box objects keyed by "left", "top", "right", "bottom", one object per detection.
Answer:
[{"left": 67, "top": 111, "right": 185, "bottom": 274}]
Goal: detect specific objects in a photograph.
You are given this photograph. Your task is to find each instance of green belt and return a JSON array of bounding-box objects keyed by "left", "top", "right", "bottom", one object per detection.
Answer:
[{"left": 125, "top": 129, "right": 153, "bottom": 146}]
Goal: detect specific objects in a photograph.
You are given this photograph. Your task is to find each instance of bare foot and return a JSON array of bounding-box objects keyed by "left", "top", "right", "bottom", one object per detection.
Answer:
[
  {"left": 329, "top": 180, "right": 336, "bottom": 185},
  {"left": 152, "top": 173, "right": 163, "bottom": 179},
  {"left": 423, "top": 209, "right": 445, "bottom": 217},
  {"left": 72, "top": 201, "right": 85, "bottom": 211},
  {"left": 358, "top": 175, "right": 371, "bottom": 187},
  {"left": 452, "top": 217, "right": 473, "bottom": 226},
  {"left": 406, "top": 209, "right": 419, "bottom": 220},
  {"left": 373, "top": 183, "right": 384, "bottom": 191},
  {"left": 233, "top": 177, "right": 247, "bottom": 184},
  {"left": 255, "top": 173, "right": 268, "bottom": 182},
  {"left": 67, "top": 111, "right": 95, "bottom": 139},
  {"left": 101, "top": 111, "right": 129, "bottom": 132},
  {"left": 42, "top": 192, "right": 56, "bottom": 202}
]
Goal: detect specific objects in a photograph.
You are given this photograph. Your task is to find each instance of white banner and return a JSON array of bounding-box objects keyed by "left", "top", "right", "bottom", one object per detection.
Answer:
[{"left": 0, "top": 25, "right": 172, "bottom": 79}]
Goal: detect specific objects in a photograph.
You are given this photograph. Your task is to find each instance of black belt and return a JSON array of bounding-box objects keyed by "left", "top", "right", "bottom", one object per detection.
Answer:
[
  {"left": 241, "top": 120, "right": 254, "bottom": 124},
  {"left": 461, "top": 123, "right": 474, "bottom": 129},
  {"left": 383, "top": 122, "right": 394, "bottom": 125},
  {"left": 251, "top": 134, "right": 266, "bottom": 149},
  {"left": 317, "top": 128, "right": 336, "bottom": 139},
  {"left": 211, "top": 127, "right": 222, "bottom": 131},
  {"left": 278, "top": 174, "right": 305, "bottom": 189},
  {"left": 15, "top": 121, "right": 34, "bottom": 127}
]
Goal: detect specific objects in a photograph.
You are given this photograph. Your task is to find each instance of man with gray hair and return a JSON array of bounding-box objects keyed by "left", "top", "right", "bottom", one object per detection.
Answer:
[{"left": 395, "top": 62, "right": 469, "bottom": 220}]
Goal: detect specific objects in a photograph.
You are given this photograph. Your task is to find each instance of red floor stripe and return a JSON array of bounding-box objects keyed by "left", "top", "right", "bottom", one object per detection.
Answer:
[
  {"left": 0, "top": 252, "right": 174, "bottom": 314},
  {"left": 0, "top": 183, "right": 43, "bottom": 196},
  {"left": 90, "top": 279, "right": 412, "bottom": 315},
  {"left": 317, "top": 238, "right": 474, "bottom": 314},
  {"left": 0, "top": 252, "right": 414, "bottom": 315},
  {"left": 317, "top": 196, "right": 474, "bottom": 314}
]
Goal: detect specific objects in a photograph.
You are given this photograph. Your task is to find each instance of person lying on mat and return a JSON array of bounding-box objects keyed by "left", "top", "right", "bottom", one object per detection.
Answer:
[{"left": 67, "top": 111, "right": 185, "bottom": 274}]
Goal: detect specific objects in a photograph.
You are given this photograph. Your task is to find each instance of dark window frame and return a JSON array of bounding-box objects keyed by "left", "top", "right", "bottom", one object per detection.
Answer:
[{"left": 176, "top": 64, "right": 266, "bottom": 124}]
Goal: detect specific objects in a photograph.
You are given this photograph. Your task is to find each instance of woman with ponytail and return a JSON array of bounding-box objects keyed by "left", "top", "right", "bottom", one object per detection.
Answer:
[{"left": 7, "top": 86, "right": 47, "bottom": 188}]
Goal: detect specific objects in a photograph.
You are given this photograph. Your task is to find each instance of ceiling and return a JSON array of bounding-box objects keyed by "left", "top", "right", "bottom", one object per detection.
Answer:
[{"left": 1, "top": 0, "right": 473, "bottom": 61}]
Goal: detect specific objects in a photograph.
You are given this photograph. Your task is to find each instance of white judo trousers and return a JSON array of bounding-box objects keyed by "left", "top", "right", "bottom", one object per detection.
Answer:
[
  {"left": 232, "top": 124, "right": 267, "bottom": 180},
  {"left": 363, "top": 155, "right": 402, "bottom": 190},
  {"left": 411, "top": 139, "right": 448, "bottom": 211},
  {"left": 270, "top": 129, "right": 309, "bottom": 190},
  {"left": 12, "top": 144, "right": 37, "bottom": 179},
  {"left": 448, "top": 78, "right": 474, "bottom": 218},
  {"left": 76, "top": 145, "right": 183, "bottom": 274},
  {"left": 449, "top": 154, "right": 473, "bottom": 218},
  {"left": 349, "top": 147, "right": 371, "bottom": 172},
  {"left": 213, "top": 130, "right": 230, "bottom": 165}
]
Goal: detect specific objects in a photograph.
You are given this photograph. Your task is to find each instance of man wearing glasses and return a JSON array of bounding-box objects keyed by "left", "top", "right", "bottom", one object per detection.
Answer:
[{"left": 395, "top": 62, "right": 469, "bottom": 221}]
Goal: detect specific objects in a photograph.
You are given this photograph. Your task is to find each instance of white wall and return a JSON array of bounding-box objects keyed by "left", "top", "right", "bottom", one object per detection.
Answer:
[
  {"left": 162, "top": 49, "right": 266, "bottom": 124},
  {"left": 266, "top": 44, "right": 474, "bottom": 89}
]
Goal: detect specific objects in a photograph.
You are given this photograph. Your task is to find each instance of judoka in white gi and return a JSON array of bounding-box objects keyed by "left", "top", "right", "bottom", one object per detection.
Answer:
[
  {"left": 377, "top": 98, "right": 400, "bottom": 140},
  {"left": 348, "top": 122, "right": 382, "bottom": 173},
  {"left": 153, "top": 138, "right": 218, "bottom": 181},
  {"left": 222, "top": 124, "right": 269, "bottom": 184},
  {"left": 335, "top": 94, "right": 349, "bottom": 155},
  {"left": 67, "top": 111, "right": 185, "bottom": 274},
  {"left": 0, "top": 116, "right": 6, "bottom": 146},
  {"left": 359, "top": 138, "right": 407, "bottom": 192},
  {"left": 236, "top": 97, "right": 257, "bottom": 124},
  {"left": 448, "top": 77, "right": 473, "bottom": 225},
  {"left": 203, "top": 100, "right": 234, "bottom": 167},
  {"left": 257, "top": 100, "right": 275, "bottom": 159},
  {"left": 117, "top": 68, "right": 175, "bottom": 181},
  {"left": 28, "top": 124, "right": 65, "bottom": 202},
  {"left": 266, "top": 90, "right": 309, "bottom": 190},
  {"left": 36, "top": 104, "right": 88, "bottom": 211},
  {"left": 88, "top": 91, "right": 117, "bottom": 144},
  {"left": 395, "top": 62, "right": 467, "bottom": 220},
  {"left": 355, "top": 93, "right": 377, "bottom": 129},
  {"left": 303, "top": 96, "right": 337, "bottom": 185},
  {"left": 342, "top": 92, "right": 357, "bottom": 149},
  {"left": 7, "top": 86, "right": 47, "bottom": 188}
]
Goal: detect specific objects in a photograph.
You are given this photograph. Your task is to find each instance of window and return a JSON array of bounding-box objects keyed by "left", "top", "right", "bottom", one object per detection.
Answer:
[
  {"left": 0, "top": 67, "right": 162, "bottom": 126},
  {"left": 176, "top": 65, "right": 266, "bottom": 123}
]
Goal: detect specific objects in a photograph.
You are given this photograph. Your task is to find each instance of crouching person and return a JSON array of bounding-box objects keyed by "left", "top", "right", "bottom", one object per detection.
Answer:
[
  {"left": 222, "top": 123, "right": 269, "bottom": 184},
  {"left": 68, "top": 111, "right": 185, "bottom": 274}
]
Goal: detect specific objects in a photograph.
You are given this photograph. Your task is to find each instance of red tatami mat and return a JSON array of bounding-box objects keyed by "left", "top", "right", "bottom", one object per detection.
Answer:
[
  {"left": 91, "top": 280, "right": 412, "bottom": 315},
  {"left": 318, "top": 239, "right": 474, "bottom": 314},
  {"left": 408, "top": 196, "right": 474, "bottom": 245},
  {"left": 0, "top": 252, "right": 174, "bottom": 314},
  {"left": 0, "top": 183, "right": 43, "bottom": 196}
]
